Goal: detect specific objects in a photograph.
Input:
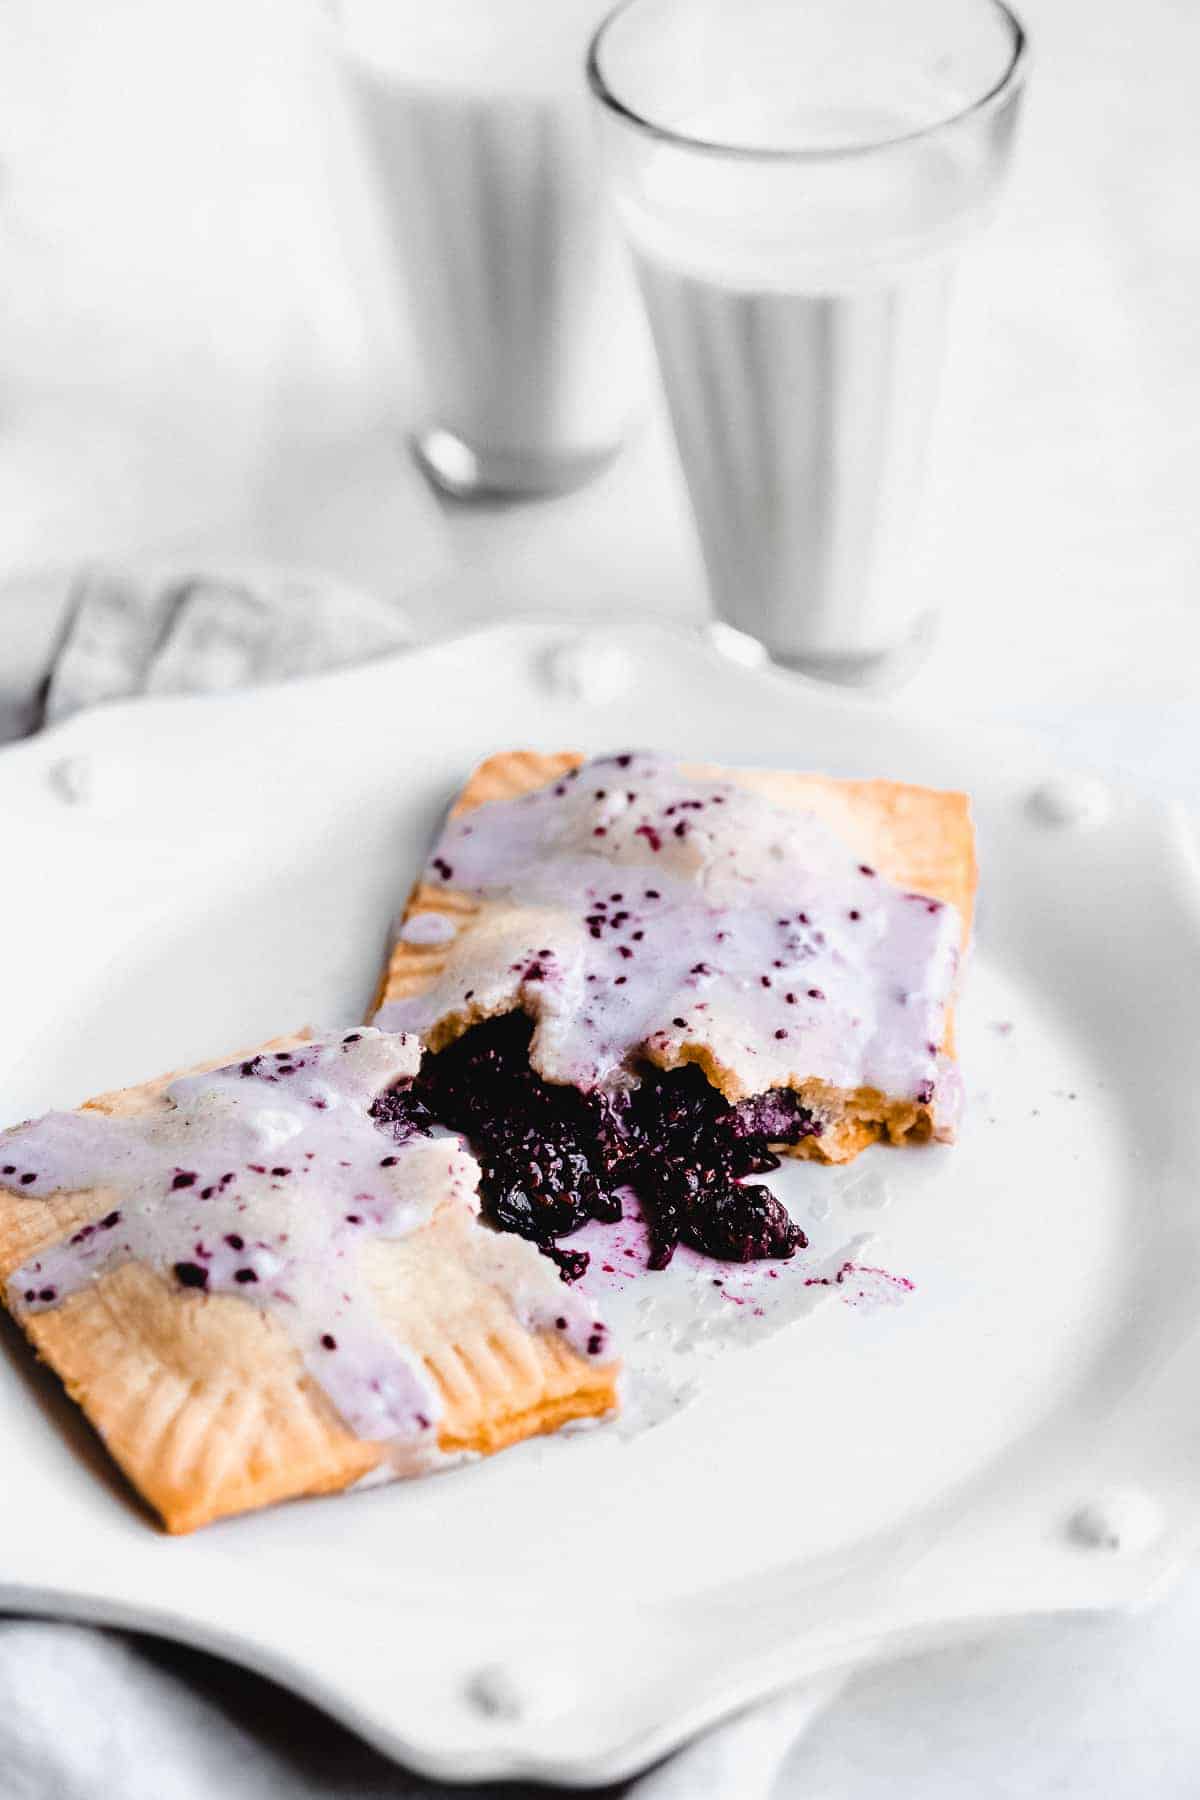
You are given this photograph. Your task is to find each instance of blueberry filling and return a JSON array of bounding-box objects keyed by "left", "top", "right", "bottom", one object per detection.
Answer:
[
  {"left": 378, "top": 1013, "right": 810, "bottom": 1279},
  {"left": 369, "top": 1085, "right": 436, "bottom": 1141}
]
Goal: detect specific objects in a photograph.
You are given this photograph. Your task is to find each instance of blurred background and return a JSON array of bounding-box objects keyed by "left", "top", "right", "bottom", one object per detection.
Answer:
[{"left": 1, "top": 0, "right": 1197, "bottom": 729}]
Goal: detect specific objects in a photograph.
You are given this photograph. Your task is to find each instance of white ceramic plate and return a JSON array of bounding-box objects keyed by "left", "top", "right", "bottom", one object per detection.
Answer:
[{"left": 2, "top": 621, "right": 1200, "bottom": 1786}]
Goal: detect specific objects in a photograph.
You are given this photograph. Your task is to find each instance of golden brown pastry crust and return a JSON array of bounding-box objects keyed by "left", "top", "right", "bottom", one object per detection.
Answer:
[
  {"left": 0, "top": 1030, "right": 618, "bottom": 1533},
  {"left": 372, "top": 751, "right": 977, "bottom": 1164}
]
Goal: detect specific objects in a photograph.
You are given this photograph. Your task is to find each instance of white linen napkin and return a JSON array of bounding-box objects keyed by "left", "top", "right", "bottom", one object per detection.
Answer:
[
  {"left": 0, "top": 1617, "right": 842, "bottom": 1800},
  {"left": 34, "top": 564, "right": 415, "bottom": 725}
]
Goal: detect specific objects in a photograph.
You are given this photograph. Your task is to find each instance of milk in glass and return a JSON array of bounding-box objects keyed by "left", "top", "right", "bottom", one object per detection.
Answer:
[
  {"left": 340, "top": 0, "right": 644, "bottom": 488},
  {"left": 617, "top": 103, "right": 990, "bottom": 665}
]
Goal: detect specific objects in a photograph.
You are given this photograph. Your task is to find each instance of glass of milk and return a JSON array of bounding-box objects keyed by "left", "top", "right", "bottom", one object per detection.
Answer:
[
  {"left": 589, "top": 0, "right": 1028, "bottom": 681},
  {"left": 337, "top": 0, "right": 647, "bottom": 500}
]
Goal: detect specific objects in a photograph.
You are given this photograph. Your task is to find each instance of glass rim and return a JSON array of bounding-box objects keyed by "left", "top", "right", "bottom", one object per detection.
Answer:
[{"left": 587, "top": 0, "right": 1028, "bottom": 163}]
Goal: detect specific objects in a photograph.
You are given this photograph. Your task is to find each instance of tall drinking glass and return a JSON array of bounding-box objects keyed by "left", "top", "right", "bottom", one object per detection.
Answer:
[
  {"left": 338, "top": 0, "right": 647, "bottom": 500},
  {"left": 589, "top": 0, "right": 1028, "bottom": 681}
]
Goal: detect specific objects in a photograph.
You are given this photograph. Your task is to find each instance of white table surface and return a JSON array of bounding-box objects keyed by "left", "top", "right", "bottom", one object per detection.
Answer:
[{"left": 1, "top": 0, "right": 1198, "bottom": 1792}]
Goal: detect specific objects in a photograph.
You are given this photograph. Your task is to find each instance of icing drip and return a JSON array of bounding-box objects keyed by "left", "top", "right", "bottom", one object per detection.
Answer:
[
  {"left": 376, "top": 753, "right": 963, "bottom": 1111},
  {"left": 0, "top": 1029, "right": 605, "bottom": 1445}
]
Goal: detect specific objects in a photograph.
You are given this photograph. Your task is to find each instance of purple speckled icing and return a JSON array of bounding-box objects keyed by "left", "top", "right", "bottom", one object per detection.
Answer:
[
  {"left": 375, "top": 753, "right": 964, "bottom": 1123},
  {"left": 1, "top": 1029, "right": 605, "bottom": 1447}
]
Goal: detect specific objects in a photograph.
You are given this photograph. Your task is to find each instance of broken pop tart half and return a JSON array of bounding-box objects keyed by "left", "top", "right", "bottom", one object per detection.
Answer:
[
  {"left": 372, "top": 750, "right": 977, "bottom": 1277},
  {"left": 0, "top": 1028, "right": 618, "bottom": 1532}
]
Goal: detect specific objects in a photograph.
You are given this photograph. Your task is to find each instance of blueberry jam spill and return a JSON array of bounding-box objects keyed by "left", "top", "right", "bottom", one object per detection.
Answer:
[{"left": 380, "top": 1011, "right": 810, "bottom": 1276}]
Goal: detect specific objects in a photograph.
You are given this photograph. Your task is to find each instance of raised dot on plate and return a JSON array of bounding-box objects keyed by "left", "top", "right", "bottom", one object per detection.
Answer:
[
  {"left": 465, "top": 1663, "right": 526, "bottom": 1721},
  {"left": 542, "top": 634, "right": 634, "bottom": 704},
  {"left": 49, "top": 755, "right": 97, "bottom": 807},
  {"left": 464, "top": 1661, "right": 575, "bottom": 1723},
  {"left": 1027, "top": 776, "right": 1110, "bottom": 829},
  {"left": 1067, "top": 1489, "right": 1163, "bottom": 1553},
  {"left": 708, "top": 620, "right": 769, "bottom": 669}
]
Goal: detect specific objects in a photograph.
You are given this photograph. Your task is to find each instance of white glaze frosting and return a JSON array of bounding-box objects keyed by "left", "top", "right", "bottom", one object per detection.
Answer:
[
  {"left": 1, "top": 1029, "right": 607, "bottom": 1447},
  {"left": 398, "top": 910, "right": 460, "bottom": 946},
  {"left": 375, "top": 753, "right": 963, "bottom": 1117}
]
